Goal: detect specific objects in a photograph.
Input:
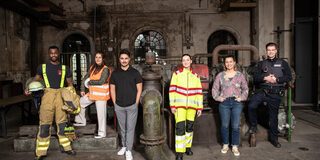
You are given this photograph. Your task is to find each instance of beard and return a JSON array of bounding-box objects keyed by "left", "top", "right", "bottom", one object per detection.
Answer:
[
  {"left": 120, "top": 62, "right": 129, "bottom": 67},
  {"left": 50, "top": 56, "right": 58, "bottom": 62}
]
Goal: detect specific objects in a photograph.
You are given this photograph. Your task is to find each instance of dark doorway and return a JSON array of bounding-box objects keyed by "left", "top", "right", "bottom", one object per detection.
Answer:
[
  {"left": 294, "top": 0, "right": 318, "bottom": 107},
  {"left": 207, "top": 30, "right": 238, "bottom": 67},
  {"left": 62, "top": 34, "right": 91, "bottom": 90},
  {"left": 134, "top": 30, "right": 166, "bottom": 64}
]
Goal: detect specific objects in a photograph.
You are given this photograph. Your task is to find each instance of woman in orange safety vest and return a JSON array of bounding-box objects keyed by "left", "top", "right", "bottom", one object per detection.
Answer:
[{"left": 74, "top": 51, "right": 111, "bottom": 138}]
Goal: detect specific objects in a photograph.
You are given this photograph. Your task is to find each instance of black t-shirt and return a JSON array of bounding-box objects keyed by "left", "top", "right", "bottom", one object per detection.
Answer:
[
  {"left": 37, "top": 62, "right": 72, "bottom": 89},
  {"left": 110, "top": 66, "right": 143, "bottom": 107}
]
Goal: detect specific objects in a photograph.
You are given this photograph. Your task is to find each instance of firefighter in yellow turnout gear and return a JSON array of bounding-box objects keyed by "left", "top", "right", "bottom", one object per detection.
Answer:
[
  {"left": 169, "top": 54, "right": 203, "bottom": 160},
  {"left": 25, "top": 46, "right": 75, "bottom": 160}
]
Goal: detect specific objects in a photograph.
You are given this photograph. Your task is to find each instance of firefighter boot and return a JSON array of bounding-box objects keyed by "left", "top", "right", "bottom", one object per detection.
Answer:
[
  {"left": 59, "top": 145, "right": 76, "bottom": 155},
  {"left": 185, "top": 148, "right": 193, "bottom": 156},
  {"left": 176, "top": 153, "right": 183, "bottom": 160},
  {"left": 35, "top": 155, "right": 46, "bottom": 160}
]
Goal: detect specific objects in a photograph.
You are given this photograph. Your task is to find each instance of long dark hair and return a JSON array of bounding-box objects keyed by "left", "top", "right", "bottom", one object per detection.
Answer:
[{"left": 90, "top": 51, "right": 105, "bottom": 75}]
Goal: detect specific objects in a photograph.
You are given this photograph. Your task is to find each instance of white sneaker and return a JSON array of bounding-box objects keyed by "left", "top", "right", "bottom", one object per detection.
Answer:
[
  {"left": 232, "top": 145, "right": 240, "bottom": 156},
  {"left": 125, "top": 151, "right": 133, "bottom": 160},
  {"left": 73, "top": 123, "right": 86, "bottom": 127},
  {"left": 117, "top": 147, "right": 126, "bottom": 155},
  {"left": 221, "top": 144, "right": 229, "bottom": 154},
  {"left": 94, "top": 135, "right": 106, "bottom": 139}
]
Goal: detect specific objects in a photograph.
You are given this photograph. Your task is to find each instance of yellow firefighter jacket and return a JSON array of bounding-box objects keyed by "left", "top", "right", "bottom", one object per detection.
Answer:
[{"left": 169, "top": 68, "right": 203, "bottom": 110}]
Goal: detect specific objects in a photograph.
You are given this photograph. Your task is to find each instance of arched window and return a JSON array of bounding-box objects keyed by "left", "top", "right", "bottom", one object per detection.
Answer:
[
  {"left": 207, "top": 30, "right": 238, "bottom": 67},
  {"left": 134, "top": 30, "right": 166, "bottom": 63},
  {"left": 62, "top": 34, "right": 90, "bottom": 90}
]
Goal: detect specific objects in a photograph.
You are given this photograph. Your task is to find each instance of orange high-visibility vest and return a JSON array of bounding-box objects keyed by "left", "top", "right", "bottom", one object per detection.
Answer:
[{"left": 87, "top": 65, "right": 111, "bottom": 101}]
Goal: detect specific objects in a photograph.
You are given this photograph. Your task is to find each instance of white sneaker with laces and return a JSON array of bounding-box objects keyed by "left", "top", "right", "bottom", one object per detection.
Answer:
[
  {"left": 94, "top": 135, "right": 106, "bottom": 139},
  {"left": 117, "top": 147, "right": 126, "bottom": 155},
  {"left": 73, "top": 123, "right": 86, "bottom": 127},
  {"left": 125, "top": 151, "right": 133, "bottom": 160},
  {"left": 221, "top": 144, "right": 229, "bottom": 154},
  {"left": 232, "top": 145, "right": 240, "bottom": 156}
]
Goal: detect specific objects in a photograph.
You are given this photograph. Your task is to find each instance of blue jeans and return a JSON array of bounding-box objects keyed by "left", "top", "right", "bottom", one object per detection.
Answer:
[{"left": 219, "top": 99, "right": 243, "bottom": 145}]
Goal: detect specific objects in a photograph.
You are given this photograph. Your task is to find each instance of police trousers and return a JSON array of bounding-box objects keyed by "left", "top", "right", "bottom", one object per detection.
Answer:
[{"left": 248, "top": 91, "right": 282, "bottom": 142}]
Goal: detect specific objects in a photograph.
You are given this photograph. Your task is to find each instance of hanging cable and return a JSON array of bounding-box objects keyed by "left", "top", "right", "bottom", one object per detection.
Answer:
[
  {"left": 4, "top": 8, "right": 8, "bottom": 51},
  {"left": 93, "top": 0, "right": 97, "bottom": 53}
]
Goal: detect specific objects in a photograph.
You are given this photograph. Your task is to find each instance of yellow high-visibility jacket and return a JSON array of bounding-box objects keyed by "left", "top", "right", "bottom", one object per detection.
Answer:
[{"left": 169, "top": 68, "right": 203, "bottom": 110}]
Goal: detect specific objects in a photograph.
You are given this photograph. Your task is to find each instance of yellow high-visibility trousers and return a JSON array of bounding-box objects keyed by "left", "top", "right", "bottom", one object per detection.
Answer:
[
  {"left": 35, "top": 88, "right": 72, "bottom": 157},
  {"left": 175, "top": 108, "right": 196, "bottom": 153}
]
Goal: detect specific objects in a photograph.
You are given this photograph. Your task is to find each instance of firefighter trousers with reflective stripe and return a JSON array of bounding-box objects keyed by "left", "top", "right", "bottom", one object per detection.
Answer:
[
  {"left": 175, "top": 108, "right": 196, "bottom": 153},
  {"left": 36, "top": 88, "right": 72, "bottom": 157}
]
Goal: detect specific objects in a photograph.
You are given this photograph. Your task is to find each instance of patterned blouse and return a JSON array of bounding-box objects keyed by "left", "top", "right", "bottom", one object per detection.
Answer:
[{"left": 212, "top": 71, "right": 248, "bottom": 102}]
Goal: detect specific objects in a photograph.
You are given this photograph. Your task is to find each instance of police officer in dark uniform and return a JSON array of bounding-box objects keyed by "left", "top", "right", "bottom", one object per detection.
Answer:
[{"left": 248, "top": 42, "right": 292, "bottom": 148}]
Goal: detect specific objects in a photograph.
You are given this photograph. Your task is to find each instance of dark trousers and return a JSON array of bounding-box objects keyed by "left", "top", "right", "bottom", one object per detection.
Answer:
[{"left": 248, "top": 91, "right": 281, "bottom": 142}]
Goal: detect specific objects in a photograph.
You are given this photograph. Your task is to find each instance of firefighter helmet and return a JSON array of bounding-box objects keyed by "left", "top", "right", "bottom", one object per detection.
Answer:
[
  {"left": 28, "top": 81, "right": 44, "bottom": 92},
  {"left": 84, "top": 78, "right": 90, "bottom": 88}
]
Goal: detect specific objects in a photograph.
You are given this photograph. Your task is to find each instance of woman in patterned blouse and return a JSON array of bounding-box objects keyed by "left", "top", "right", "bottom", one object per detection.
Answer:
[{"left": 212, "top": 55, "right": 248, "bottom": 156}]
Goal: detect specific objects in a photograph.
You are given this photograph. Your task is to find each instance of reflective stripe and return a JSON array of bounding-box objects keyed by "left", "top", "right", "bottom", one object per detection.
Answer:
[
  {"left": 60, "top": 65, "right": 66, "bottom": 88},
  {"left": 42, "top": 64, "right": 50, "bottom": 88},
  {"left": 170, "top": 86, "right": 202, "bottom": 93},
  {"left": 175, "top": 88, "right": 202, "bottom": 94},
  {"left": 169, "top": 87, "right": 176, "bottom": 91},
  {"left": 59, "top": 138, "right": 69, "bottom": 143},
  {"left": 42, "top": 64, "right": 65, "bottom": 88},
  {"left": 91, "top": 85, "right": 109, "bottom": 89},
  {"left": 37, "top": 140, "right": 50, "bottom": 145},
  {"left": 175, "top": 136, "right": 186, "bottom": 141},
  {"left": 171, "top": 99, "right": 203, "bottom": 106},
  {"left": 37, "top": 147, "right": 48, "bottom": 151},
  {"left": 186, "top": 132, "right": 193, "bottom": 138},
  {"left": 186, "top": 139, "right": 193, "bottom": 144},
  {"left": 61, "top": 142, "right": 71, "bottom": 147},
  {"left": 90, "top": 91, "right": 110, "bottom": 96},
  {"left": 175, "top": 143, "right": 186, "bottom": 149}
]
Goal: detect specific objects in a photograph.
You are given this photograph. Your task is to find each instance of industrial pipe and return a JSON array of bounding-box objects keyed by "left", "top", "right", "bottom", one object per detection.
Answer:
[
  {"left": 212, "top": 44, "right": 259, "bottom": 66},
  {"left": 140, "top": 89, "right": 168, "bottom": 160},
  {"left": 162, "top": 108, "right": 173, "bottom": 149}
]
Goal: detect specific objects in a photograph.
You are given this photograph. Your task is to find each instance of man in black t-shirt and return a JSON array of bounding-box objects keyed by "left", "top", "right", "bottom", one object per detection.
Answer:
[
  {"left": 110, "top": 49, "right": 142, "bottom": 160},
  {"left": 25, "top": 46, "right": 75, "bottom": 160}
]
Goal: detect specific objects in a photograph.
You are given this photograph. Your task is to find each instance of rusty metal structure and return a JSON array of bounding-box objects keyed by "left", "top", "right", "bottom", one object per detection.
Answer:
[{"left": 139, "top": 52, "right": 168, "bottom": 160}]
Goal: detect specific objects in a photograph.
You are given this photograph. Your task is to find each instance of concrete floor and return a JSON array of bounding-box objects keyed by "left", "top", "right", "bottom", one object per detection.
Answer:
[{"left": 1, "top": 109, "right": 320, "bottom": 160}]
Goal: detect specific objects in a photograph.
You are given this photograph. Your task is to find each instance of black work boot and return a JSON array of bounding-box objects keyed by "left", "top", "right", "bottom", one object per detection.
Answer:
[
  {"left": 35, "top": 156, "right": 45, "bottom": 160},
  {"left": 185, "top": 148, "right": 193, "bottom": 156},
  {"left": 270, "top": 140, "right": 281, "bottom": 148},
  {"left": 176, "top": 153, "right": 183, "bottom": 160},
  {"left": 248, "top": 126, "right": 257, "bottom": 134},
  {"left": 62, "top": 150, "right": 76, "bottom": 155},
  {"left": 59, "top": 145, "right": 76, "bottom": 155}
]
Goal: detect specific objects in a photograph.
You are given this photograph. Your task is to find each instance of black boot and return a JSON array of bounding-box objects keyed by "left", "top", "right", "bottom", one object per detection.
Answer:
[
  {"left": 176, "top": 153, "right": 183, "bottom": 160},
  {"left": 270, "top": 140, "right": 281, "bottom": 148},
  {"left": 35, "top": 156, "right": 45, "bottom": 160},
  {"left": 249, "top": 126, "right": 257, "bottom": 134},
  {"left": 185, "top": 148, "right": 193, "bottom": 156},
  {"left": 59, "top": 145, "right": 76, "bottom": 155}
]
